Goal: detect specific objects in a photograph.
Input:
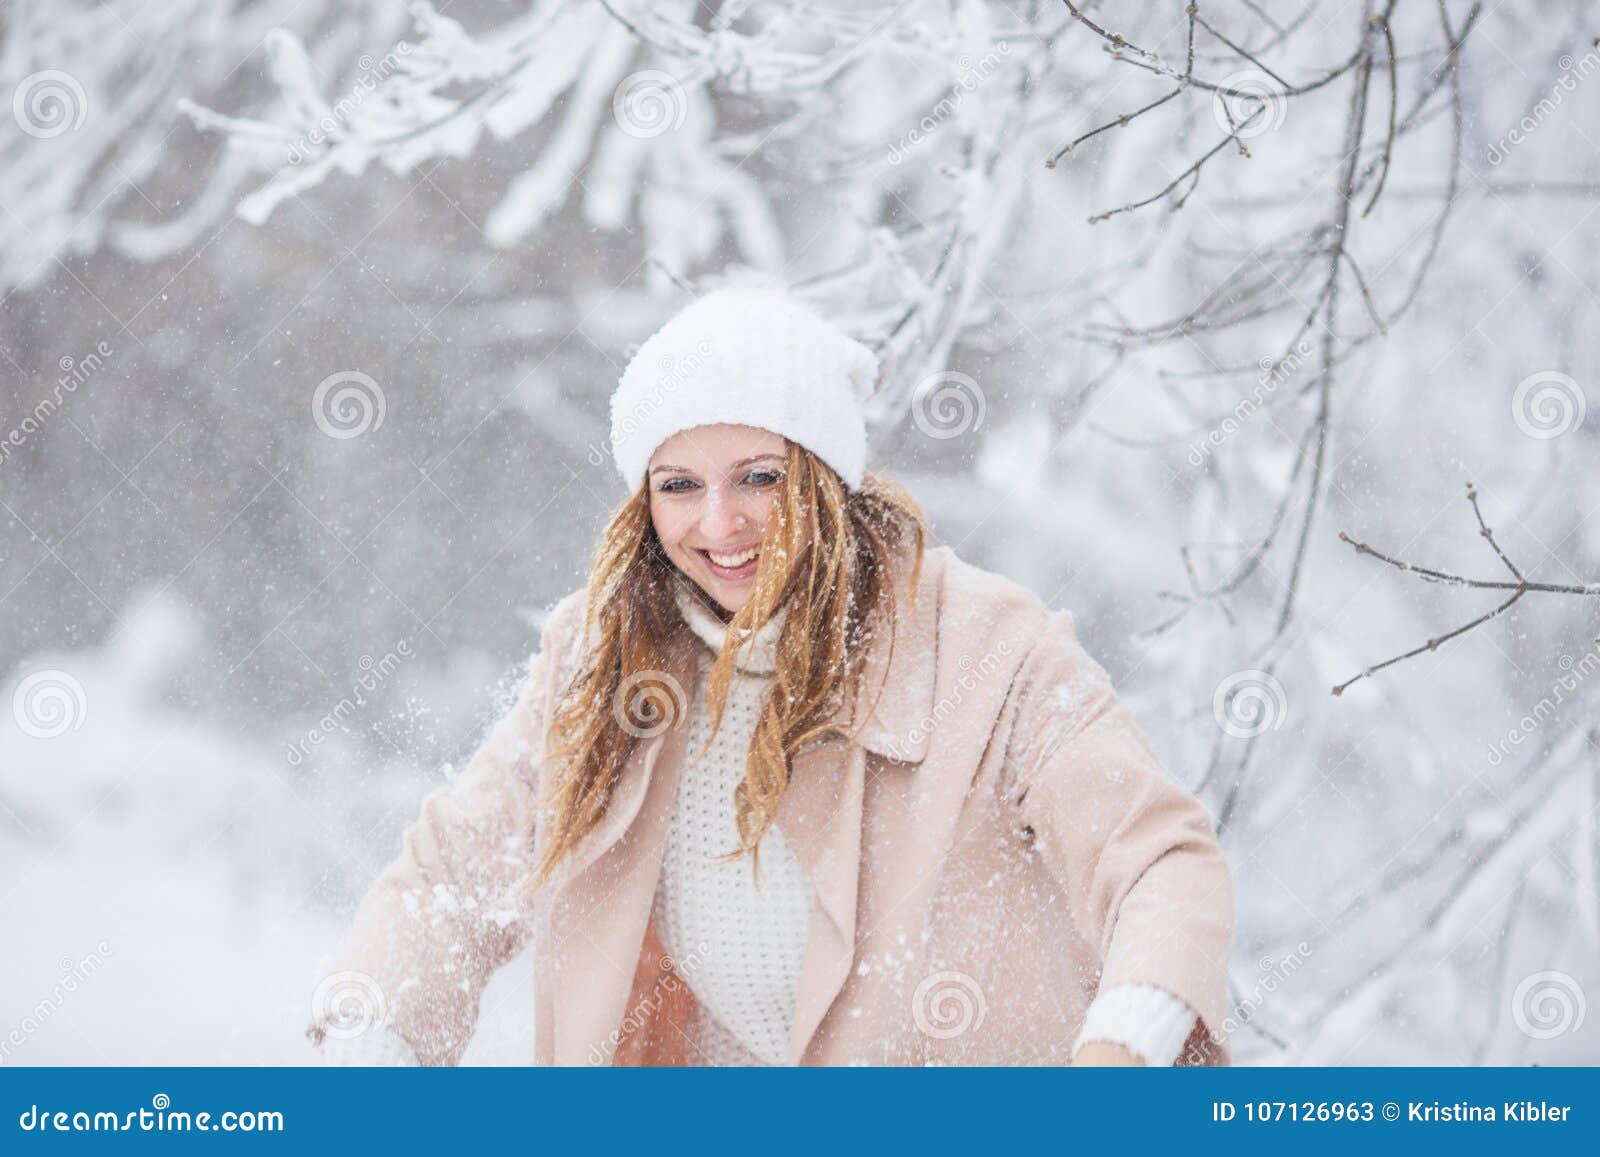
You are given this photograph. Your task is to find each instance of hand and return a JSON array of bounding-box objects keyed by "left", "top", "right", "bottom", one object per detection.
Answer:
[{"left": 1071, "top": 1041, "right": 1145, "bottom": 1066}]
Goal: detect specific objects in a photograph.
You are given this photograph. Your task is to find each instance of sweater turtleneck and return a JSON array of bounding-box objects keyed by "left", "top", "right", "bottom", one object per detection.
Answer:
[{"left": 670, "top": 576, "right": 786, "bottom": 676}]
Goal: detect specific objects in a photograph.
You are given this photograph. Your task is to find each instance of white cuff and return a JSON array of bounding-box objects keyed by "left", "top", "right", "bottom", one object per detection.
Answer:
[
  {"left": 316, "top": 1024, "right": 423, "bottom": 1066},
  {"left": 1072, "top": 982, "right": 1198, "bottom": 1066}
]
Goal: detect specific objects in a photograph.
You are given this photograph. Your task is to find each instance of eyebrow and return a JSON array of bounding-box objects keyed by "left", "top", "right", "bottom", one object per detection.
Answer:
[{"left": 649, "top": 453, "right": 786, "bottom": 476}]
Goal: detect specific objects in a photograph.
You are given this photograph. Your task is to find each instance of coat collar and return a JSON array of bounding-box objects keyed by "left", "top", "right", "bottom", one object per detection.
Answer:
[{"left": 815, "top": 538, "right": 940, "bottom": 764}]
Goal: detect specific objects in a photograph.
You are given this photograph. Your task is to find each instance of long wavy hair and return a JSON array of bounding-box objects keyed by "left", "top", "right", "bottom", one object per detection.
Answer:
[{"left": 516, "top": 440, "right": 927, "bottom": 895}]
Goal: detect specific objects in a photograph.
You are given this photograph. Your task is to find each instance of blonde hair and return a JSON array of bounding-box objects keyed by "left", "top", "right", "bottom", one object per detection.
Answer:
[{"left": 518, "top": 440, "right": 927, "bottom": 894}]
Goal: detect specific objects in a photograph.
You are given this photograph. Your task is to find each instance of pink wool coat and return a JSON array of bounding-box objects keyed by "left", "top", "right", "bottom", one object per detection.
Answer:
[{"left": 313, "top": 543, "right": 1235, "bottom": 1065}]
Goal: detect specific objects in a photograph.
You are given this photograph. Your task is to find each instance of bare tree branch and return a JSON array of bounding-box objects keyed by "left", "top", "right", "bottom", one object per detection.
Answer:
[{"left": 1333, "top": 482, "right": 1600, "bottom": 695}]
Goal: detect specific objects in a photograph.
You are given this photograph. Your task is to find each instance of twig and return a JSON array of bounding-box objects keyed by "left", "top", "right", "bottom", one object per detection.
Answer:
[
  {"left": 1361, "top": 12, "right": 1399, "bottom": 217},
  {"left": 1087, "top": 105, "right": 1266, "bottom": 223},
  {"left": 1046, "top": 87, "right": 1182, "bottom": 165},
  {"left": 1332, "top": 482, "right": 1600, "bottom": 695},
  {"left": 1193, "top": 9, "right": 1292, "bottom": 88}
]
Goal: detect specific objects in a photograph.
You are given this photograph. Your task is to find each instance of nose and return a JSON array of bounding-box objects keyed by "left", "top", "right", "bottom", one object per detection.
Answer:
[{"left": 699, "top": 481, "right": 753, "bottom": 543}]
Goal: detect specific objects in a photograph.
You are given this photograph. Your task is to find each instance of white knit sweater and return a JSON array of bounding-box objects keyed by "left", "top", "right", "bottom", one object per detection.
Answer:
[
  {"left": 654, "top": 582, "right": 817, "bottom": 1065},
  {"left": 318, "top": 581, "right": 1200, "bottom": 1066}
]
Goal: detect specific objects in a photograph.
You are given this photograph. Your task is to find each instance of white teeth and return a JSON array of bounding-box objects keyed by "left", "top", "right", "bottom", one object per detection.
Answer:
[{"left": 706, "top": 547, "right": 758, "bottom": 568}]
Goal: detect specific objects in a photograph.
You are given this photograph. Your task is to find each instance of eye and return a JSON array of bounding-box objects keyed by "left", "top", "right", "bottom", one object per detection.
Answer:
[
  {"left": 743, "top": 468, "right": 783, "bottom": 487},
  {"left": 657, "top": 476, "right": 699, "bottom": 494}
]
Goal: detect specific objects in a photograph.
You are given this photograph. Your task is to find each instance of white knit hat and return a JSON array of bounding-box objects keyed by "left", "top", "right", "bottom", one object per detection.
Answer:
[{"left": 608, "top": 287, "right": 879, "bottom": 491}]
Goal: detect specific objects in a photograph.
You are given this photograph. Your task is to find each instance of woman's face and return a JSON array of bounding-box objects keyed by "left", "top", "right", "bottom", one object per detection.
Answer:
[{"left": 647, "top": 423, "right": 787, "bottom": 614}]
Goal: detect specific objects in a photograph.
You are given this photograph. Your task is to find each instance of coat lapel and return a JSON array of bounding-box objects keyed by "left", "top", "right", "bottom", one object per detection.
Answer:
[
  {"left": 777, "top": 543, "right": 942, "bottom": 1062},
  {"left": 816, "top": 541, "right": 941, "bottom": 762},
  {"left": 774, "top": 734, "right": 867, "bottom": 1063},
  {"left": 539, "top": 638, "right": 697, "bottom": 1065}
]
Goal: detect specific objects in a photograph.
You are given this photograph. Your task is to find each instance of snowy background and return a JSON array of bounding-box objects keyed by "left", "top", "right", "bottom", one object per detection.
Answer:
[{"left": 2, "top": 0, "right": 1597, "bottom": 1065}]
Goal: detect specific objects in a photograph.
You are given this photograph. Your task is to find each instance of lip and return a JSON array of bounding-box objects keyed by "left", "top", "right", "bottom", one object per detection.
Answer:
[{"left": 697, "top": 544, "right": 760, "bottom": 582}]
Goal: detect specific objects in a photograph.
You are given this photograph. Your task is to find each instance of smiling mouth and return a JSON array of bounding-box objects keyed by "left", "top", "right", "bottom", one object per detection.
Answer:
[{"left": 698, "top": 545, "right": 760, "bottom": 578}]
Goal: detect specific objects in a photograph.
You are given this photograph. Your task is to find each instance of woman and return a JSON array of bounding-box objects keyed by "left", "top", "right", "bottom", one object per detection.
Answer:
[{"left": 306, "top": 287, "right": 1235, "bottom": 1067}]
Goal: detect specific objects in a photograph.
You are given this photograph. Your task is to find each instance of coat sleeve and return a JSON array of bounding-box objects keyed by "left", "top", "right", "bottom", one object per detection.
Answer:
[
  {"left": 305, "top": 606, "right": 570, "bottom": 1066},
  {"left": 1000, "top": 608, "right": 1235, "bottom": 1065}
]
